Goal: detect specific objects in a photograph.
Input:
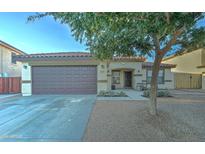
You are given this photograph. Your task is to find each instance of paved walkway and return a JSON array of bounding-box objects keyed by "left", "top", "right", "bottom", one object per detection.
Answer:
[
  {"left": 0, "top": 94, "right": 20, "bottom": 100},
  {"left": 97, "top": 89, "right": 148, "bottom": 101}
]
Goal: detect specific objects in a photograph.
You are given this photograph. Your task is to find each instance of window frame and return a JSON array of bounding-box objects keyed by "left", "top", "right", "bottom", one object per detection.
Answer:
[
  {"left": 146, "top": 68, "right": 165, "bottom": 84},
  {"left": 112, "top": 70, "right": 121, "bottom": 84},
  {"left": 11, "top": 52, "right": 17, "bottom": 64}
]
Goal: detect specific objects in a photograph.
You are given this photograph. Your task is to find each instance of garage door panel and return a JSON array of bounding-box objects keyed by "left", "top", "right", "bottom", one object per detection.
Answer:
[{"left": 32, "top": 66, "right": 97, "bottom": 94}]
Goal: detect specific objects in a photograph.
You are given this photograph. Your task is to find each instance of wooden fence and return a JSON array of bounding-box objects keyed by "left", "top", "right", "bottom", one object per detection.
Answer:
[
  {"left": 0, "top": 77, "right": 21, "bottom": 94},
  {"left": 174, "top": 73, "right": 202, "bottom": 89}
]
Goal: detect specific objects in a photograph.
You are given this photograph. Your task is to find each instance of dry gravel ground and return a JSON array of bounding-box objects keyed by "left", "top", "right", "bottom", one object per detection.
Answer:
[{"left": 83, "top": 90, "right": 205, "bottom": 142}]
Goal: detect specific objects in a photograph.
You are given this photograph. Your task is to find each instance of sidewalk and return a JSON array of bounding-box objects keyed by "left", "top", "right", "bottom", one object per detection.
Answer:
[{"left": 0, "top": 94, "right": 20, "bottom": 100}]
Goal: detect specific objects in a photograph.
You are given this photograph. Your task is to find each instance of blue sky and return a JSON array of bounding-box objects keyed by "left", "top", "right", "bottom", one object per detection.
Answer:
[
  {"left": 0, "top": 12, "right": 87, "bottom": 54},
  {"left": 0, "top": 12, "right": 204, "bottom": 57}
]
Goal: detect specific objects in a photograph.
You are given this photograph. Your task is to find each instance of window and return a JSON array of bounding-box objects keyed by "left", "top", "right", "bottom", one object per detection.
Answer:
[
  {"left": 146, "top": 69, "right": 164, "bottom": 84},
  {"left": 112, "top": 71, "right": 120, "bottom": 84},
  {"left": 158, "top": 70, "right": 164, "bottom": 84},
  {"left": 11, "top": 52, "right": 17, "bottom": 64}
]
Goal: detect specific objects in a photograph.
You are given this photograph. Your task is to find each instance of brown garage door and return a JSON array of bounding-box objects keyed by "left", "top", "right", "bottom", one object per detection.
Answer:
[{"left": 32, "top": 66, "right": 97, "bottom": 94}]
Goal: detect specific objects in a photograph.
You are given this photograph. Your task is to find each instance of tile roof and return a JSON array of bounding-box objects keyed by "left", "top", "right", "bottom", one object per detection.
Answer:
[
  {"left": 15, "top": 52, "right": 93, "bottom": 61},
  {"left": 18, "top": 52, "right": 92, "bottom": 58},
  {"left": 15, "top": 52, "right": 146, "bottom": 62},
  {"left": 15, "top": 52, "right": 175, "bottom": 68},
  {"left": 113, "top": 56, "right": 146, "bottom": 62},
  {"left": 142, "top": 62, "right": 176, "bottom": 68}
]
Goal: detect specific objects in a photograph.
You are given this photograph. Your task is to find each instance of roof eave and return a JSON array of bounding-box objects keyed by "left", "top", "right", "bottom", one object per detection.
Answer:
[
  {"left": 197, "top": 65, "right": 205, "bottom": 68},
  {"left": 142, "top": 66, "right": 176, "bottom": 69},
  {"left": 0, "top": 41, "right": 26, "bottom": 55},
  {"left": 15, "top": 56, "right": 95, "bottom": 62}
]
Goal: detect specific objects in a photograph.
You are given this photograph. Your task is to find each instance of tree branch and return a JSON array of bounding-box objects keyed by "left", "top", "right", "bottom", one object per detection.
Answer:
[
  {"left": 165, "top": 13, "right": 170, "bottom": 24},
  {"left": 152, "top": 34, "right": 160, "bottom": 51},
  {"left": 161, "top": 26, "right": 185, "bottom": 54}
]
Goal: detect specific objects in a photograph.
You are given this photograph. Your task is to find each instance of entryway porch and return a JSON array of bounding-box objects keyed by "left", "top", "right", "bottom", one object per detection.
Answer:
[{"left": 111, "top": 69, "right": 134, "bottom": 90}]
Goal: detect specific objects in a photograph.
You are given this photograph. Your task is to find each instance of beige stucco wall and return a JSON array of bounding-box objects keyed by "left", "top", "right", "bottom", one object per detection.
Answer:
[
  {"left": 201, "top": 49, "right": 205, "bottom": 66},
  {"left": 163, "top": 49, "right": 203, "bottom": 74},
  {"left": 108, "top": 62, "right": 143, "bottom": 90},
  {"left": 202, "top": 74, "right": 205, "bottom": 90},
  {"left": 159, "top": 69, "right": 174, "bottom": 89},
  {"left": 141, "top": 68, "right": 174, "bottom": 89},
  {"left": 97, "top": 61, "right": 108, "bottom": 93},
  {"left": 0, "top": 45, "right": 22, "bottom": 77},
  {"left": 110, "top": 69, "right": 132, "bottom": 89},
  {"left": 163, "top": 48, "right": 205, "bottom": 89}
]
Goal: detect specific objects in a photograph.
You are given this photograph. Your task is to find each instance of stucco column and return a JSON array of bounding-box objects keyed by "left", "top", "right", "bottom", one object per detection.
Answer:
[
  {"left": 202, "top": 73, "right": 205, "bottom": 90},
  {"left": 107, "top": 66, "right": 112, "bottom": 91},
  {"left": 135, "top": 63, "right": 143, "bottom": 90},
  {"left": 21, "top": 63, "right": 32, "bottom": 96},
  {"left": 97, "top": 62, "right": 109, "bottom": 93}
]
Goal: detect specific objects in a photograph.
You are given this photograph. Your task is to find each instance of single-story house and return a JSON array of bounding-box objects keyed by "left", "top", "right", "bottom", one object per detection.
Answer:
[
  {"left": 163, "top": 48, "right": 205, "bottom": 89},
  {"left": 16, "top": 52, "right": 176, "bottom": 96}
]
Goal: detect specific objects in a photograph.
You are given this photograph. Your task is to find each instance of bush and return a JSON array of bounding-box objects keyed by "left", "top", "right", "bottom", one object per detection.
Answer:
[
  {"left": 143, "top": 90, "right": 150, "bottom": 97},
  {"left": 98, "top": 90, "right": 127, "bottom": 97},
  {"left": 142, "top": 90, "right": 171, "bottom": 97}
]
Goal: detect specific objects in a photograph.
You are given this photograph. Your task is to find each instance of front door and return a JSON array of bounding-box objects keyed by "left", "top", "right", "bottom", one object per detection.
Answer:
[{"left": 124, "top": 71, "right": 132, "bottom": 88}]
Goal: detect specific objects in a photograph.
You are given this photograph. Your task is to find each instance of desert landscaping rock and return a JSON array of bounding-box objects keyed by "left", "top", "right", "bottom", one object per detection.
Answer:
[{"left": 83, "top": 91, "right": 205, "bottom": 142}]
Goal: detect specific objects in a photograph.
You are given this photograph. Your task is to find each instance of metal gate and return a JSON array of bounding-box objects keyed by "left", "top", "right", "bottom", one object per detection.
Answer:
[{"left": 174, "top": 73, "right": 202, "bottom": 89}]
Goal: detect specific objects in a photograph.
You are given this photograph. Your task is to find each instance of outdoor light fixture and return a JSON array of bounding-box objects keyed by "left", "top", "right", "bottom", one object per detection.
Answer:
[{"left": 23, "top": 65, "right": 27, "bottom": 69}]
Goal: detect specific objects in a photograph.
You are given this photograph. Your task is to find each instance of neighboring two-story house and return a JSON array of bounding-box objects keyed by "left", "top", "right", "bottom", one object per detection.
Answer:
[
  {"left": 0, "top": 40, "right": 25, "bottom": 77},
  {"left": 163, "top": 48, "right": 205, "bottom": 89}
]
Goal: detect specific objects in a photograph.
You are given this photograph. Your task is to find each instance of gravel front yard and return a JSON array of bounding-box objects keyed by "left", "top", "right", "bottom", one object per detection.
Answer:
[{"left": 83, "top": 91, "right": 205, "bottom": 142}]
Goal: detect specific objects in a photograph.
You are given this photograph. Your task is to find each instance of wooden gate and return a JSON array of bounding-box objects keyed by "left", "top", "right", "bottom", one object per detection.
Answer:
[
  {"left": 0, "top": 77, "right": 21, "bottom": 94},
  {"left": 174, "top": 73, "right": 202, "bottom": 89}
]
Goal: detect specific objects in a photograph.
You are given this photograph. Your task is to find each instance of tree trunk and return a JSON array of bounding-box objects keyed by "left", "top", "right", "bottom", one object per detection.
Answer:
[
  {"left": 149, "top": 54, "right": 163, "bottom": 115},
  {"left": 149, "top": 29, "right": 182, "bottom": 115}
]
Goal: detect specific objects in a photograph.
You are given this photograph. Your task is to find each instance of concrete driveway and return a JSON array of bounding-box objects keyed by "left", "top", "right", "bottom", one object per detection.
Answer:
[{"left": 0, "top": 95, "right": 96, "bottom": 142}]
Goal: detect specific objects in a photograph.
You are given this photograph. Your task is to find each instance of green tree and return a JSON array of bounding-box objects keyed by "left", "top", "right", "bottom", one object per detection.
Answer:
[{"left": 29, "top": 12, "right": 205, "bottom": 115}]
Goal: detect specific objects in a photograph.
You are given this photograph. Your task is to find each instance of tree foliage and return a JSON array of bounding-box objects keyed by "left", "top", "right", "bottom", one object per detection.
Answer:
[
  {"left": 28, "top": 12, "right": 205, "bottom": 60},
  {"left": 28, "top": 12, "right": 205, "bottom": 115}
]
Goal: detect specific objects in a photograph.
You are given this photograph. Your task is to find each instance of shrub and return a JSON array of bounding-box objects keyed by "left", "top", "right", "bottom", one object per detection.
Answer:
[
  {"left": 142, "top": 90, "right": 171, "bottom": 97},
  {"left": 98, "top": 90, "right": 127, "bottom": 97},
  {"left": 143, "top": 90, "right": 150, "bottom": 97}
]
